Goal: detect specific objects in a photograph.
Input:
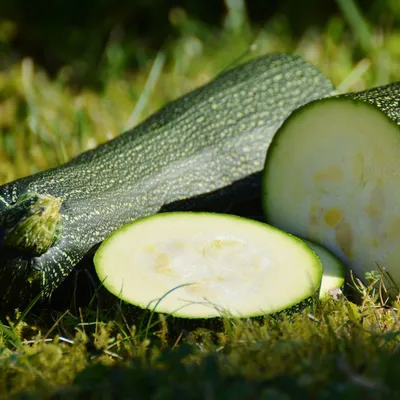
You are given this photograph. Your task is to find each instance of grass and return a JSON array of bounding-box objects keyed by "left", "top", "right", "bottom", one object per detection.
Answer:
[
  {"left": 1, "top": 2, "right": 400, "bottom": 398},
  {"left": 3, "top": 287, "right": 400, "bottom": 399}
]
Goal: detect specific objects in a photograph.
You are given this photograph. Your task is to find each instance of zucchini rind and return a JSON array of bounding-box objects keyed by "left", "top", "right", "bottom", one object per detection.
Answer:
[
  {"left": 262, "top": 82, "right": 400, "bottom": 289},
  {"left": 94, "top": 212, "right": 322, "bottom": 319}
]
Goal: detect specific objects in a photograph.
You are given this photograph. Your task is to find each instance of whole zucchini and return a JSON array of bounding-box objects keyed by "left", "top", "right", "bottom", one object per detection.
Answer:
[{"left": 0, "top": 53, "right": 334, "bottom": 312}]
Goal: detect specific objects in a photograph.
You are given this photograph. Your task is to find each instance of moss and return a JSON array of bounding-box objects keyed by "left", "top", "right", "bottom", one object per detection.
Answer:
[{"left": 2, "top": 295, "right": 400, "bottom": 398}]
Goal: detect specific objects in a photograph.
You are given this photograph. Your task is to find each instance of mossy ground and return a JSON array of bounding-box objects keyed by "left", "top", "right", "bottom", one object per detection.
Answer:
[{"left": 1, "top": 2, "right": 400, "bottom": 398}]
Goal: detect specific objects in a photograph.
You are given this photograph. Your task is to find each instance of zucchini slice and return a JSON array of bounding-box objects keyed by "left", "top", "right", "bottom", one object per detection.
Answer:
[
  {"left": 302, "top": 239, "right": 345, "bottom": 299},
  {"left": 262, "top": 83, "right": 400, "bottom": 288},
  {"left": 93, "top": 212, "right": 322, "bottom": 319}
]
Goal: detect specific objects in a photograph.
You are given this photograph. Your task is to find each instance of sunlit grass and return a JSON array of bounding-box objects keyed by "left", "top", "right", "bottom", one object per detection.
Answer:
[{"left": 2, "top": 288, "right": 400, "bottom": 398}]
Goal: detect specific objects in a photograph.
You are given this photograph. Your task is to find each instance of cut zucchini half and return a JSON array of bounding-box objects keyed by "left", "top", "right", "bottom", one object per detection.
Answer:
[
  {"left": 302, "top": 239, "right": 345, "bottom": 299},
  {"left": 93, "top": 212, "right": 322, "bottom": 319},
  {"left": 262, "top": 82, "right": 400, "bottom": 288}
]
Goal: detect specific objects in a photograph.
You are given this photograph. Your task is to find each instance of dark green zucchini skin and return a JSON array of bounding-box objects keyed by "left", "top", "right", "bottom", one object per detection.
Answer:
[
  {"left": 343, "top": 82, "right": 400, "bottom": 123},
  {"left": 0, "top": 53, "right": 333, "bottom": 313}
]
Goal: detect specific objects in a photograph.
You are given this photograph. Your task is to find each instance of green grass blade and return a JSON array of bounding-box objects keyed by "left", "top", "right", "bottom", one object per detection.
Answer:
[
  {"left": 124, "top": 51, "right": 166, "bottom": 131},
  {"left": 336, "top": 0, "right": 374, "bottom": 53}
]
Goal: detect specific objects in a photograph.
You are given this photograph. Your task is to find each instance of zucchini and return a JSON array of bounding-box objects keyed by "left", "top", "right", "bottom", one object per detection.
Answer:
[
  {"left": 262, "top": 83, "right": 400, "bottom": 289},
  {"left": 0, "top": 53, "right": 334, "bottom": 312},
  {"left": 93, "top": 212, "right": 322, "bottom": 318},
  {"left": 302, "top": 239, "right": 345, "bottom": 299}
]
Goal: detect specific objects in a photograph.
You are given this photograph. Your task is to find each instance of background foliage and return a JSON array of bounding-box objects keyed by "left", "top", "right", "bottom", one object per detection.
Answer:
[{"left": 0, "top": 0, "right": 399, "bottom": 86}]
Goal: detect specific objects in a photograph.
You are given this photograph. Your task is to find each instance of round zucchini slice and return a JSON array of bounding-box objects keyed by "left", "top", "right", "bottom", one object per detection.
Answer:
[
  {"left": 302, "top": 239, "right": 345, "bottom": 299},
  {"left": 262, "top": 83, "right": 400, "bottom": 288},
  {"left": 94, "top": 212, "right": 322, "bottom": 319}
]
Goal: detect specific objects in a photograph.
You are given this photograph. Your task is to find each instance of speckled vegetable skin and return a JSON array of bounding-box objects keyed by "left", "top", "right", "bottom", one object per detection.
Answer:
[
  {"left": 342, "top": 82, "right": 400, "bottom": 123},
  {"left": 0, "top": 53, "right": 334, "bottom": 312}
]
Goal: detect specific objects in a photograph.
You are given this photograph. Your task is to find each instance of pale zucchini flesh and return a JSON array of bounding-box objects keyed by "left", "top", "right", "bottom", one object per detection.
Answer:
[
  {"left": 302, "top": 239, "right": 345, "bottom": 299},
  {"left": 262, "top": 83, "right": 400, "bottom": 288},
  {"left": 94, "top": 212, "right": 322, "bottom": 319}
]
